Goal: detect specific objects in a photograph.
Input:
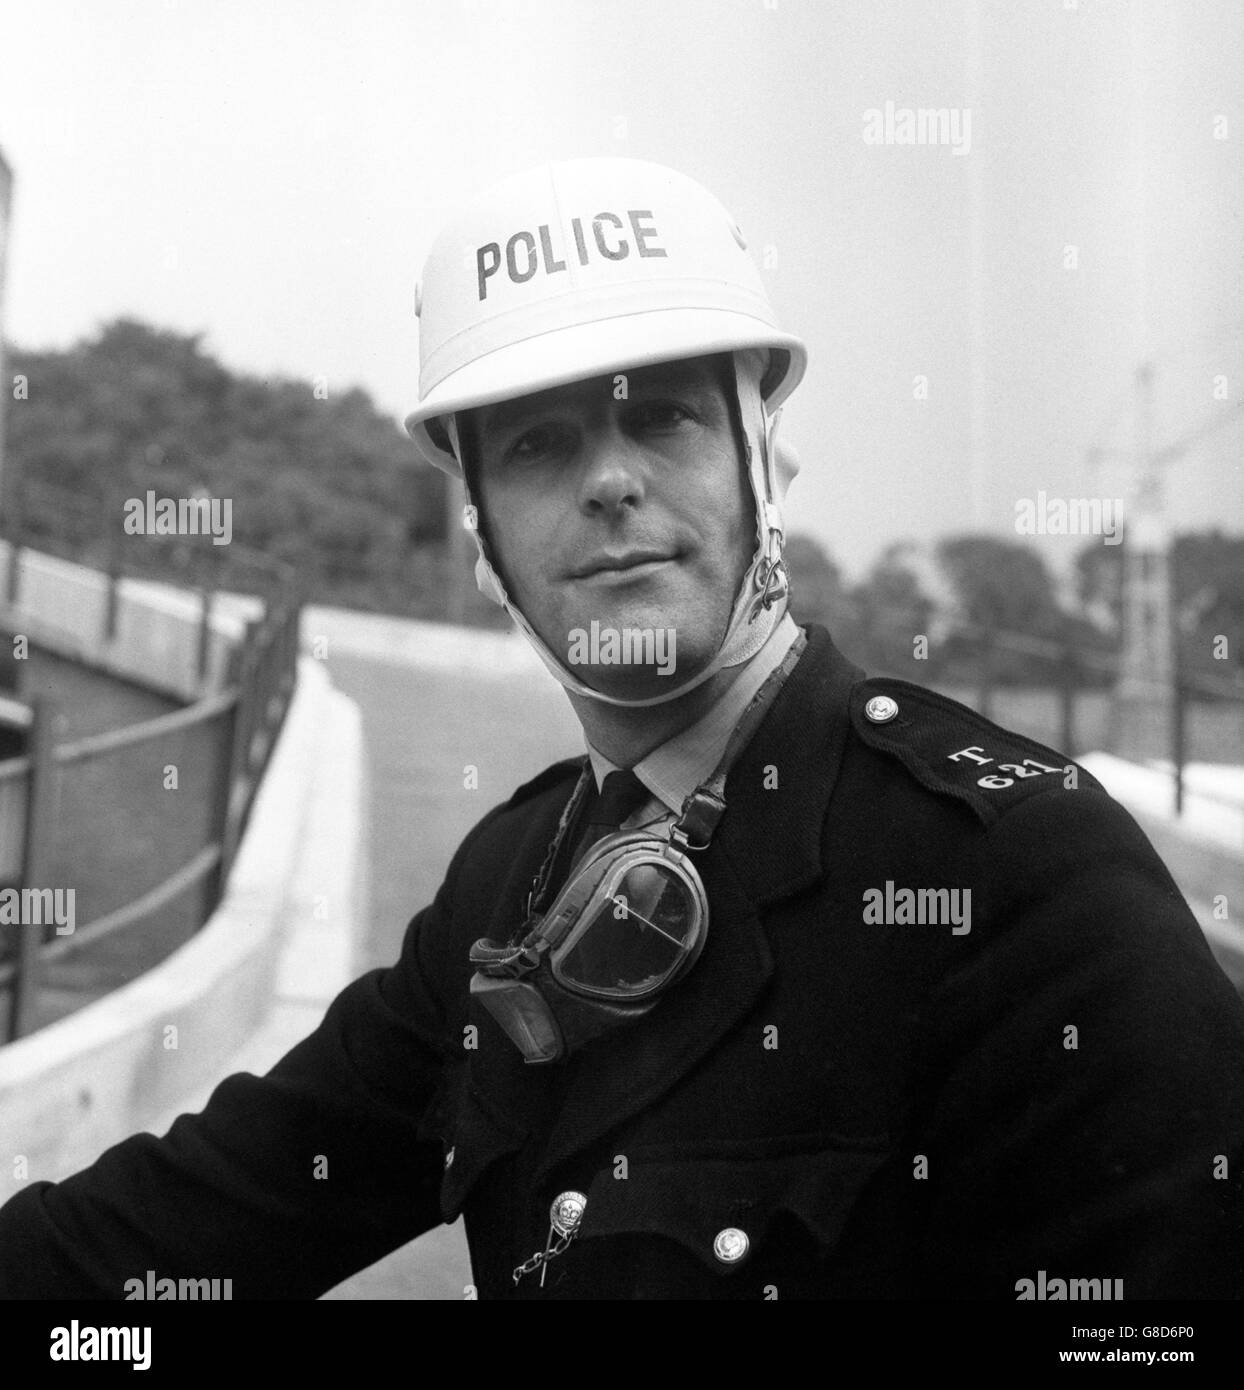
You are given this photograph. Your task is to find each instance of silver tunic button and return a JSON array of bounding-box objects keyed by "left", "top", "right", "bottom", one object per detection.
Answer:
[
  {"left": 864, "top": 694, "right": 899, "bottom": 723},
  {"left": 713, "top": 1227, "right": 750, "bottom": 1264},
  {"left": 550, "top": 1190, "right": 588, "bottom": 1237}
]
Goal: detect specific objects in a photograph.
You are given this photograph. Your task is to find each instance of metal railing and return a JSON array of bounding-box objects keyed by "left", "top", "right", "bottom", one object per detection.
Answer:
[
  {"left": 4, "top": 476, "right": 291, "bottom": 683},
  {"left": 951, "top": 624, "right": 1244, "bottom": 828},
  {"left": 0, "top": 602, "right": 299, "bottom": 1040},
  {"left": 0, "top": 490, "right": 301, "bottom": 1041}
]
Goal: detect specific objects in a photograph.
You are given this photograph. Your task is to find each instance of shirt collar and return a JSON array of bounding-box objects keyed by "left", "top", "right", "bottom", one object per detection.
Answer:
[{"left": 585, "top": 611, "right": 802, "bottom": 817}]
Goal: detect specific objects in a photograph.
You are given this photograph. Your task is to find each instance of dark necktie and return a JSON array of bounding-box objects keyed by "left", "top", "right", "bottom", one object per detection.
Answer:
[
  {"left": 541, "top": 769, "right": 650, "bottom": 907},
  {"left": 579, "top": 769, "right": 651, "bottom": 853}
]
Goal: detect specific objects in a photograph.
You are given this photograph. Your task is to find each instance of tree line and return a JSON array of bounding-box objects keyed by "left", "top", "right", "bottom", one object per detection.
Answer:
[
  {"left": 784, "top": 529, "right": 1243, "bottom": 689},
  {"left": 3, "top": 318, "right": 459, "bottom": 618},
  {"left": 3, "top": 318, "right": 1240, "bottom": 684}
]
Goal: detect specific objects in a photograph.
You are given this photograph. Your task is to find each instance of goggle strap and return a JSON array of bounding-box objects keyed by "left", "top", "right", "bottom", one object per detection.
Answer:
[
  {"left": 523, "top": 761, "right": 595, "bottom": 921},
  {"left": 468, "top": 936, "right": 545, "bottom": 976},
  {"left": 672, "top": 628, "right": 808, "bottom": 846},
  {"left": 513, "top": 630, "right": 806, "bottom": 951},
  {"left": 470, "top": 974, "right": 564, "bottom": 1063},
  {"left": 671, "top": 788, "right": 727, "bottom": 849}
]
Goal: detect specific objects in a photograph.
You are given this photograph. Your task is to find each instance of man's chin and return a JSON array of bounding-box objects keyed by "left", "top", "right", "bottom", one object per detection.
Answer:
[
  {"left": 534, "top": 579, "right": 730, "bottom": 696},
  {"left": 561, "top": 629, "right": 692, "bottom": 692},
  {"left": 557, "top": 607, "right": 725, "bottom": 694}
]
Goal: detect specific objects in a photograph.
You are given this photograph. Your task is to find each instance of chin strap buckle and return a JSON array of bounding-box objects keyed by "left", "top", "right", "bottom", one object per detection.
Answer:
[
  {"left": 760, "top": 556, "right": 789, "bottom": 608},
  {"left": 749, "top": 502, "right": 788, "bottom": 620},
  {"left": 750, "top": 556, "right": 789, "bottom": 619}
]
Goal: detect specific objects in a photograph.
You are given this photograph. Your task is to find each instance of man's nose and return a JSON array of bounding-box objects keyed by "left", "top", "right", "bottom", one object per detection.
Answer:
[{"left": 576, "top": 424, "right": 647, "bottom": 513}]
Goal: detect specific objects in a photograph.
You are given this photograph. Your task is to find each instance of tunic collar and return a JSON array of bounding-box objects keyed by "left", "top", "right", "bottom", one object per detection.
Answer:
[{"left": 585, "top": 612, "right": 802, "bottom": 819}]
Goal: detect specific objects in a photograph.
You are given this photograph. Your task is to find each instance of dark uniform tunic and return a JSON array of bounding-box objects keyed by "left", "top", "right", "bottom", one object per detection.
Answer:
[{"left": 2, "top": 625, "right": 1242, "bottom": 1299}]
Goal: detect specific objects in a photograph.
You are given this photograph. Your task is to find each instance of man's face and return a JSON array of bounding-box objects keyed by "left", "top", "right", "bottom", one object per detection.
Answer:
[{"left": 468, "top": 355, "right": 755, "bottom": 698}]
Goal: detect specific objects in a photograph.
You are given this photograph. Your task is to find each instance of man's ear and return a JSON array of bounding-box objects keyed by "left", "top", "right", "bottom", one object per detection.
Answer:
[
  {"left": 456, "top": 410, "right": 517, "bottom": 602},
  {"left": 427, "top": 415, "right": 456, "bottom": 458},
  {"left": 455, "top": 410, "right": 490, "bottom": 540}
]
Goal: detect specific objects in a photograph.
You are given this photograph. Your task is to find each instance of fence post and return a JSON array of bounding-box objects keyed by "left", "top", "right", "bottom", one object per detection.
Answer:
[
  {"left": 282, "top": 597, "right": 297, "bottom": 697},
  {"left": 224, "top": 620, "right": 261, "bottom": 869},
  {"left": 278, "top": 605, "right": 291, "bottom": 699},
  {"left": 977, "top": 630, "right": 994, "bottom": 723},
  {"left": 204, "top": 694, "right": 237, "bottom": 917},
  {"left": 1172, "top": 667, "right": 1186, "bottom": 818},
  {"left": 1059, "top": 637, "right": 1078, "bottom": 756},
  {"left": 104, "top": 483, "right": 123, "bottom": 644},
  {"left": 253, "top": 618, "right": 269, "bottom": 751},
  {"left": 8, "top": 699, "right": 59, "bottom": 1042},
  {"left": 6, "top": 543, "right": 20, "bottom": 610},
  {"left": 196, "top": 583, "right": 214, "bottom": 684},
  {"left": 203, "top": 623, "right": 251, "bottom": 913},
  {"left": 290, "top": 593, "right": 303, "bottom": 692}
]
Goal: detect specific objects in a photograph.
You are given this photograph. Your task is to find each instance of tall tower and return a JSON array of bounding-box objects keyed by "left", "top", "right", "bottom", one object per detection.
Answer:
[
  {"left": 1114, "top": 360, "right": 1175, "bottom": 760},
  {"left": 0, "top": 145, "right": 13, "bottom": 518}
]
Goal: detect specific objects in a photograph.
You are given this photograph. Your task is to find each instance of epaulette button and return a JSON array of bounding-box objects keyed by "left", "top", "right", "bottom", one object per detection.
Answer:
[{"left": 864, "top": 695, "right": 899, "bottom": 724}]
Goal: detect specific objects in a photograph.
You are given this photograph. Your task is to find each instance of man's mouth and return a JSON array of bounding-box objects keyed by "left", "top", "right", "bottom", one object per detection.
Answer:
[{"left": 570, "top": 550, "right": 676, "bottom": 580}]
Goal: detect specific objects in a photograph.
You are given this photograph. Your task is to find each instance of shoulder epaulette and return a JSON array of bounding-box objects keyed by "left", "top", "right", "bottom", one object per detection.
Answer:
[{"left": 848, "top": 677, "right": 1104, "bottom": 826}]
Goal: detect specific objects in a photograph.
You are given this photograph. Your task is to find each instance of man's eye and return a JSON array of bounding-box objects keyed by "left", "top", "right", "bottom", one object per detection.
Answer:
[
  {"left": 631, "top": 401, "right": 694, "bottom": 431},
  {"left": 507, "top": 424, "right": 569, "bottom": 462}
]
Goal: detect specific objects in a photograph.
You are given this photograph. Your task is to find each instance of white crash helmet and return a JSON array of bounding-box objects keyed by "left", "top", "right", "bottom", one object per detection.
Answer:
[{"left": 404, "top": 157, "right": 807, "bottom": 707}]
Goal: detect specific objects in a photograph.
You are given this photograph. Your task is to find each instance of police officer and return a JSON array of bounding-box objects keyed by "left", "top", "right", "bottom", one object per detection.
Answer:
[{"left": 1, "top": 158, "right": 1242, "bottom": 1300}]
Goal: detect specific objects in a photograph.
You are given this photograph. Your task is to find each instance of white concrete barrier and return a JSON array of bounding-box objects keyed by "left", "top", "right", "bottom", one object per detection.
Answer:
[
  {"left": 0, "top": 543, "right": 244, "bottom": 700},
  {"left": 0, "top": 657, "right": 365, "bottom": 1185},
  {"left": 301, "top": 605, "right": 549, "bottom": 678},
  {"left": 0, "top": 543, "right": 262, "bottom": 926}
]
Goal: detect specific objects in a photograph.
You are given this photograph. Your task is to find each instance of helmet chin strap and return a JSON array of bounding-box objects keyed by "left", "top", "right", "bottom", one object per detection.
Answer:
[{"left": 447, "top": 353, "right": 791, "bottom": 709}]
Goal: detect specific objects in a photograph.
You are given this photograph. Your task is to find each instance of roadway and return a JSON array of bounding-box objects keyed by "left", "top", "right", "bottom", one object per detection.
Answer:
[{"left": 310, "top": 612, "right": 581, "bottom": 1299}]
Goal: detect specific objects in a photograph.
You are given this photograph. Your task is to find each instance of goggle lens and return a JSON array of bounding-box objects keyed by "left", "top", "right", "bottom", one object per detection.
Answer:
[{"left": 555, "top": 861, "right": 698, "bottom": 997}]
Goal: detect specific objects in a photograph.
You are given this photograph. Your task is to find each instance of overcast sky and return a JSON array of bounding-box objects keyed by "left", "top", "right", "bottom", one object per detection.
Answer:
[{"left": 0, "top": 0, "right": 1240, "bottom": 585}]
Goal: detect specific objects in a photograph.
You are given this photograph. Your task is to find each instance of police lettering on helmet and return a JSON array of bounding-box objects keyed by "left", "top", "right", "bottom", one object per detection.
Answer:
[{"left": 404, "top": 158, "right": 807, "bottom": 710}]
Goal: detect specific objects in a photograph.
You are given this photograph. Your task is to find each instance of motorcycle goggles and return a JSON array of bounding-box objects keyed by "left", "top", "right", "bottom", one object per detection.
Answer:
[
  {"left": 469, "top": 789, "right": 711, "bottom": 1062},
  {"left": 550, "top": 828, "right": 708, "bottom": 996},
  {"left": 469, "top": 628, "right": 808, "bottom": 1063},
  {"left": 474, "top": 813, "right": 709, "bottom": 999}
]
